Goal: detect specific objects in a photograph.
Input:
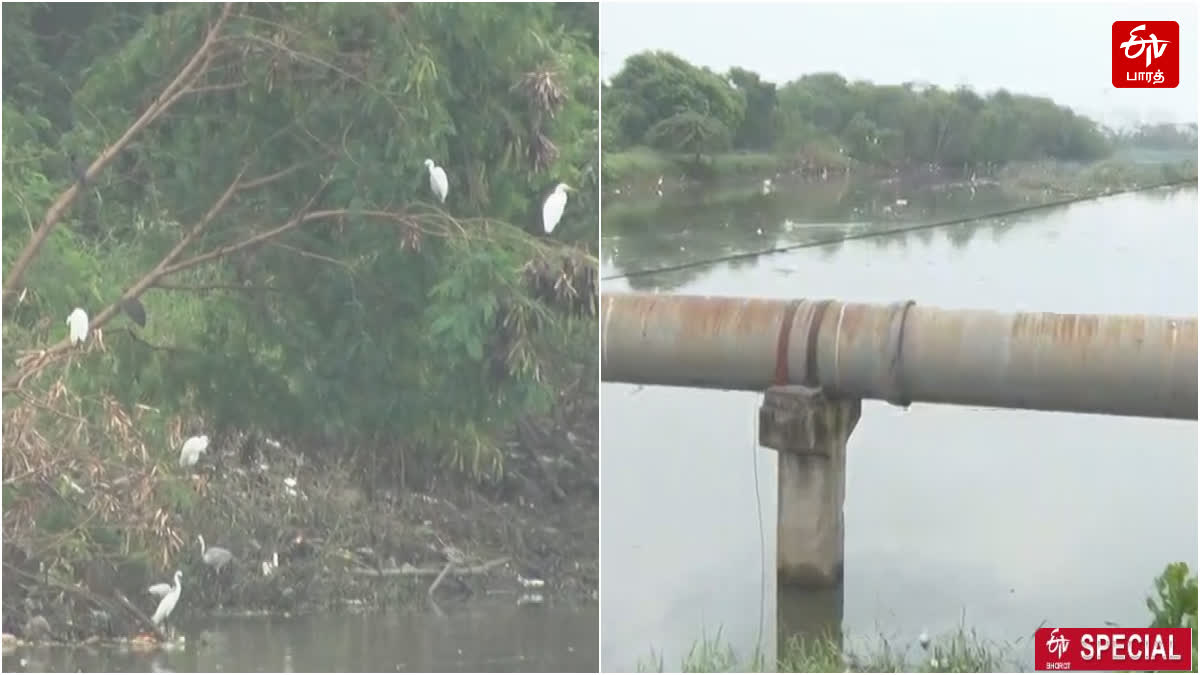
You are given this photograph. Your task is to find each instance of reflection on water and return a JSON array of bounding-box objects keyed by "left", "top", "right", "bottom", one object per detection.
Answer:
[
  {"left": 3, "top": 602, "right": 597, "bottom": 673},
  {"left": 600, "top": 182, "right": 1198, "bottom": 671},
  {"left": 602, "top": 174, "right": 1186, "bottom": 292}
]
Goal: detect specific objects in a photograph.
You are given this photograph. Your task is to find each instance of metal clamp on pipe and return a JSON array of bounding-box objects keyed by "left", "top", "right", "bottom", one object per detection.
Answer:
[{"left": 881, "top": 300, "right": 916, "bottom": 408}]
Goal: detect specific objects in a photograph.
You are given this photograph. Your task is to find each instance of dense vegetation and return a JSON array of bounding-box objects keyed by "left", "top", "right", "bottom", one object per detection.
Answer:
[
  {"left": 603, "top": 50, "right": 1197, "bottom": 184},
  {"left": 2, "top": 1, "right": 598, "bottom": 632}
]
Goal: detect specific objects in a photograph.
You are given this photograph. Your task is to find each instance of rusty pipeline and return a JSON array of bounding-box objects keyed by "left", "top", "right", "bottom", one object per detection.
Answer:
[{"left": 601, "top": 292, "right": 1198, "bottom": 421}]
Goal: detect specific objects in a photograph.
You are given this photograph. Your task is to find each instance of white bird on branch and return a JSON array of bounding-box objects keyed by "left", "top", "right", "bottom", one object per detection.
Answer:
[
  {"left": 66, "top": 307, "right": 89, "bottom": 345},
  {"left": 542, "top": 183, "right": 573, "bottom": 235},
  {"left": 425, "top": 158, "right": 448, "bottom": 204}
]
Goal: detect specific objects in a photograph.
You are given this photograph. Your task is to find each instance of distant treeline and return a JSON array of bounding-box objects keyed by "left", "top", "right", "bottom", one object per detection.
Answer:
[
  {"left": 603, "top": 50, "right": 1198, "bottom": 169},
  {"left": 1110, "top": 122, "right": 1199, "bottom": 152}
]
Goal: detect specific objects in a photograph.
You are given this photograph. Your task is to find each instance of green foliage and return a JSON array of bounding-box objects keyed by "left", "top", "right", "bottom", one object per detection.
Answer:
[
  {"left": 3, "top": 3, "right": 598, "bottom": 484},
  {"left": 640, "top": 626, "right": 1013, "bottom": 673},
  {"left": 1112, "top": 123, "right": 1198, "bottom": 153},
  {"left": 604, "top": 53, "right": 1114, "bottom": 170},
  {"left": 644, "top": 111, "right": 732, "bottom": 158},
  {"left": 727, "top": 67, "right": 778, "bottom": 151},
  {"left": 1147, "top": 562, "right": 1198, "bottom": 670},
  {"left": 605, "top": 51, "right": 745, "bottom": 150}
]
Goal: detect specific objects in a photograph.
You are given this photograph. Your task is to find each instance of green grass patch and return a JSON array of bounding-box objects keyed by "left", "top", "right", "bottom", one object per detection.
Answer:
[
  {"left": 639, "top": 563, "right": 1198, "bottom": 673},
  {"left": 638, "top": 626, "right": 1018, "bottom": 673}
]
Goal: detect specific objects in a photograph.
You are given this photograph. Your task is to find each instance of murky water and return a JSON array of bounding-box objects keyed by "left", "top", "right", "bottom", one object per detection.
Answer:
[
  {"left": 599, "top": 176, "right": 1199, "bottom": 671},
  {"left": 3, "top": 602, "right": 598, "bottom": 672}
]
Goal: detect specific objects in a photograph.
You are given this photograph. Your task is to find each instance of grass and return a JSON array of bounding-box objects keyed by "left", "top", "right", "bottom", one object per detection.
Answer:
[
  {"left": 637, "top": 626, "right": 1020, "bottom": 673},
  {"left": 639, "top": 564, "right": 1198, "bottom": 673}
]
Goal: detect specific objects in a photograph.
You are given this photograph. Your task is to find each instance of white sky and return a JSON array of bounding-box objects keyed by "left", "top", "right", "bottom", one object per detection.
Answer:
[{"left": 599, "top": 1, "right": 1199, "bottom": 129}]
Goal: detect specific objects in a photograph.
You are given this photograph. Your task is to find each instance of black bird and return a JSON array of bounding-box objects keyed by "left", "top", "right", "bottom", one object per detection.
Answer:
[
  {"left": 121, "top": 297, "right": 146, "bottom": 328},
  {"left": 67, "top": 153, "right": 89, "bottom": 187}
]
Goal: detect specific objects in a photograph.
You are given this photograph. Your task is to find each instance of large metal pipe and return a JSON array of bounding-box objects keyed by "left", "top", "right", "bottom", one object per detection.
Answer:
[{"left": 601, "top": 292, "right": 1198, "bottom": 421}]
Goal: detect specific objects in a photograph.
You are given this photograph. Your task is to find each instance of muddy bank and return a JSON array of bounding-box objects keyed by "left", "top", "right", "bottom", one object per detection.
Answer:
[{"left": 1, "top": 399, "right": 597, "bottom": 644}]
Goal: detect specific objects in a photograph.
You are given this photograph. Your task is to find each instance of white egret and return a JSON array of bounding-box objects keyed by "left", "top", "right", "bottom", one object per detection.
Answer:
[
  {"left": 147, "top": 579, "right": 173, "bottom": 598},
  {"left": 424, "top": 158, "right": 448, "bottom": 204},
  {"left": 66, "top": 308, "right": 88, "bottom": 345},
  {"left": 150, "top": 570, "right": 182, "bottom": 629},
  {"left": 542, "top": 183, "right": 573, "bottom": 235},
  {"left": 261, "top": 551, "right": 279, "bottom": 577},
  {"left": 178, "top": 435, "right": 209, "bottom": 467},
  {"left": 197, "top": 535, "right": 234, "bottom": 572}
]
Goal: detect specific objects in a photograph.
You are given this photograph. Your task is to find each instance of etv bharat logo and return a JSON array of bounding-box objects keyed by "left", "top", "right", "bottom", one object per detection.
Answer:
[
  {"left": 1112, "top": 21, "right": 1180, "bottom": 88},
  {"left": 1046, "top": 629, "right": 1071, "bottom": 660}
]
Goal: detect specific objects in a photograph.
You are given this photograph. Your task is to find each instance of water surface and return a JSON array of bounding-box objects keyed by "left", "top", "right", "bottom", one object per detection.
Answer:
[
  {"left": 3, "top": 602, "right": 598, "bottom": 672},
  {"left": 600, "top": 178, "right": 1199, "bottom": 671}
]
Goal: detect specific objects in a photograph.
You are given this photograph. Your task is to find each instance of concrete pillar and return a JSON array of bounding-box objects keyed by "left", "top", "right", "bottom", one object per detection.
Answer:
[
  {"left": 777, "top": 584, "right": 844, "bottom": 660},
  {"left": 758, "top": 385, "right": 860, "bottom": 588}
]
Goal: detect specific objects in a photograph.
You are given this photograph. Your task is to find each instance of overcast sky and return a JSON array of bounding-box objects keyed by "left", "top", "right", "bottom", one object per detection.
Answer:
[{"left": 600, "top": 2, "right": 1198, "bottom": 129}]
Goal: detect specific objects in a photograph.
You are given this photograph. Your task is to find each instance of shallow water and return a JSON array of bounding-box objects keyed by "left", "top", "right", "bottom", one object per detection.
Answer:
[
  {"left": 2, "top": 601, "right": 598, "bottom": 672},
  {"left": 599, "top": 178, "right": 1199, "bottom": 671}
]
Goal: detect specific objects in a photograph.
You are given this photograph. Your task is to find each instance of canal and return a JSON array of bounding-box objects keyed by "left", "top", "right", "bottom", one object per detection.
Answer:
[
  {"left": 2, "top": 600, "right": 598, "bottom": 672},
  {"left": 599, "top": 176, "right": 1199, "bottom": 670}
]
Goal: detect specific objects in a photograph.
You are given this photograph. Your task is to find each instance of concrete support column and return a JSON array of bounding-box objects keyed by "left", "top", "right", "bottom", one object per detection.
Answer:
[{"left": 758, "top": 385, "right": 860, "bottom": 588}]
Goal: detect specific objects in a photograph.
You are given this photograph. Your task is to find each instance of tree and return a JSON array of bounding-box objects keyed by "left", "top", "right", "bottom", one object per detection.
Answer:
[
  {"left": 727, "top": 66, "right": 777, "bottom": 150},
  {"left": 603, "top": 50, "right": 745, "bottom": 150},
  {"left": 3, "top": 2, "right": 599, "bottom": 482},
  {"left": 644, "top": 111, "right": 733, "bottom": 161}
]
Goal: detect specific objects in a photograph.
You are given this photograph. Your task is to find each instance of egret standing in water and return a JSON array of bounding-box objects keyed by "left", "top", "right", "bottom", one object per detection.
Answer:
[
  {"left": 66, "top": 308, "right": 89, "bottom": 345},
  {"left": 179, "top": 435, "right": 209, "bottom": 467},
  {"left": 150, "top": 570, "right": 182, "bottom": 633},
  {"left": 542, "top": 183, "right": 573, "bottom": 235},
  {"left": 424, "top": 159, "right": 448, "bottom": 204}
]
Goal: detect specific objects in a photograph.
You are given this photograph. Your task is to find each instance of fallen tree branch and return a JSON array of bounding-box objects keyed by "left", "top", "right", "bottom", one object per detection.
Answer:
[
  {"left": 1, "top": 561, "right": 167, "bottom": 642},
  {"left": 350, "top": 556, "right": 510, "bottom": 578},
  {"left": 2, "top": 3, "right": 237, "bottom": 303},
  {"left": 426, "top": 561, "right": 453, "bottom": 597}
]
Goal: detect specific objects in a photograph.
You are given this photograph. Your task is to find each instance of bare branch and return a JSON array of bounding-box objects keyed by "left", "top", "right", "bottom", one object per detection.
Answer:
[
  {"left": 184, "top": 80, "right": 250, "bottom": 95},
  {"left": 241, "top": 162, "right": 310, "bottom": 190},
  {"left": 1, "top": 162, "right": 295, "bottom": 389},
  {"left": 2, "top": 3, "right": 237, "bottom": 303},
  {"left": 270, "top": 241, "right": 355, "bottom": 270},
  {"left": 161, "top": 175, "right": 333, "bottom": 275},
  {"left": 153, "top": 282, "right": 283, "bottom": 293}
]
